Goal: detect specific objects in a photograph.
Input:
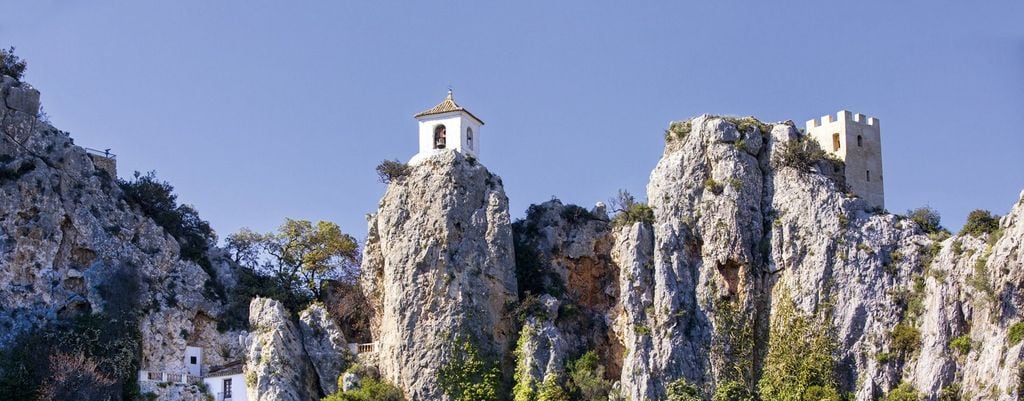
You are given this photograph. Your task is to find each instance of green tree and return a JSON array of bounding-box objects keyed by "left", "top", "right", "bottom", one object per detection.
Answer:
[
  {"left": 537, "top": 374, "right": 570, "bottom": 401},
  {"left": 1, "top": 46, "right": 27, "bottom": 80},
  {"left": 226, "top": 219, "right": 359, "bottom": 307},
  {"left": 438, "top": 338, "right": 502, "bottom": 401},
  {"left": 891, "top": 323, "right": 921, "bottom": 355},
  {"left": 757, "top": 289, "right": 839, "bottom": 401},
  {"left": 666, "top": 378, "right": 706, "bottom": 401},
  {"left": 960, "top": 209, "right": 1000, "bottom": 237},
  {"left": 609, "top": 189, "right": 655, "bottom": 227},
  {"left": 322, "top": 377, "right": 405, "bottom": 401},
  {"left": 712, "top": 381, "right": 754, "bottom": 401},
  {"left": 566, "top": 351, "right": 613, "bottom": 400},
  {"left": 906, "top": 207, "right": 944, "bottom": 235},
  {"left": 885, "top": 382, "right": 920, "bottom": 401}
]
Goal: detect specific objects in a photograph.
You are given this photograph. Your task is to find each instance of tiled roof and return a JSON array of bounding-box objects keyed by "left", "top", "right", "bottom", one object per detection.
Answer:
[
  {"left": 414, "top": 90, "right": 484, "bottom": 124},
  {"left": 207, "top": 360, "right": 244, "bottom": 377}
]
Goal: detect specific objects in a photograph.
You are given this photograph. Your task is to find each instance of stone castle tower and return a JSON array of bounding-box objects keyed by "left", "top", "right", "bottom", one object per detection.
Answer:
[
  {"left": 410, "top": 90, "right": 484, "bottom": 165},
  {"left": 806, "top": 110, "right": 885, "bottom": 209}
]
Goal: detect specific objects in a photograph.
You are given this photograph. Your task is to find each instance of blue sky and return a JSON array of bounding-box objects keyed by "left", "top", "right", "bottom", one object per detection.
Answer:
[{"left": 4, "top": 1, "right": 1023, "bottom": 241}]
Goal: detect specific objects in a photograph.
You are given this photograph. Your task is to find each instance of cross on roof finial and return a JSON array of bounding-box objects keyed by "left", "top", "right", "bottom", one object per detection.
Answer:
[{"left": 446, "top": 86, "right": 453, "bottom": 99}]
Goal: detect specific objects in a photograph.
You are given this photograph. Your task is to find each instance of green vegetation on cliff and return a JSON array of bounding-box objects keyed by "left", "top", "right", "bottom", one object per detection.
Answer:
[{"left": 757, "top": 290, "right": 840, "bottom": 401}]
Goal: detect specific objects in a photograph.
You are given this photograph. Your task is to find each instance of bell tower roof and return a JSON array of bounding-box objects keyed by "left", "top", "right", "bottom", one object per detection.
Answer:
[{"left": 414, "top": 90, "right": 484, "bottom": 125}]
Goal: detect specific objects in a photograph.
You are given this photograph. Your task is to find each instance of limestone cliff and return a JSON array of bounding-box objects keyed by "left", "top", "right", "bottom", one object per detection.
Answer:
[
  {"left": 360, "top": 150, "right": 518, "bottom": 400},
  {"left": 609, "top": 115, "right": 1024, "bottom": 400},
  {"left": 0, "top": 75, "right": 243, "bottom": 399},
  {"left": 507, "top": 115, "right": 1021, "bottom": 400},
  {"left": 245, "top": 298, "right": 320, "bottom": 401}
]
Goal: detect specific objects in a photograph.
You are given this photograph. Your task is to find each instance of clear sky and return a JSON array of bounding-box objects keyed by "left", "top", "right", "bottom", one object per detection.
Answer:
[{"left": 4, "top": 1, "right": 1023, "bottom": 241}]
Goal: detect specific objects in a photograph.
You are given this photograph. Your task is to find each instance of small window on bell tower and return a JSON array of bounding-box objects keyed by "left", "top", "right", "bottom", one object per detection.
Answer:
[
  {"left": 467, "top": 127, "right": 474, "bottom": 150},
  {"left": 434, "top": 125, "right": 446, "bottom": 149}
]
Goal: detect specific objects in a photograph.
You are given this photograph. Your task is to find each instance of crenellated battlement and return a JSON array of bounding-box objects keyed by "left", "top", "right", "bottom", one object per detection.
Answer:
[{"left": 805, "top": 110, "right": 880, "bottom": 130}]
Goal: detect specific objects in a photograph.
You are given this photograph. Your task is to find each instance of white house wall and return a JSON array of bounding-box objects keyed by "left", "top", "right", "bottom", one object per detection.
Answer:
[
  {"left": 204, "top": 373, "right": 247, "bottom": 401},
  {"left": 184, "top": 346, "right": 203, "bottom": 377}
]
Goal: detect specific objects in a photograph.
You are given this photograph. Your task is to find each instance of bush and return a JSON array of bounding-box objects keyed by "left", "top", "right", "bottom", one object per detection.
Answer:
[
  {"left": 885, "top": 382, "right": 921, "bottom": 401},
  {"left": 772, "top": 137, "right": 826, "bottom": 172},
  {"left": 949, "top": 334, "right": 972, "bottom": 355},
  {"left": 560, "top": 204, "right": 593, "bottom": 227},
  {"left": 703, "top": 178, "right": 723, "bottom": 195},
  {"left": 666, "top": 378, "right": 705, "bottom": 401},
  {"left": 1008, "top": 322, "right": 1024, "bottom": 346},
  {"left": 938, "top": 384, "right": 961, "bottom": 401},
  {"left": 438, "top": 338, "right": 501, "bottom": 401},
  {"left": 712, "top": 381, "right": 753, "bottom": 401},
  {"left": 0, "top": 313, "right": 141, "bottom": 400},
  {"left": 608, "top": 189, "right": 655, "bottom": 227},
  {"left": 1, "top": 46, "right": 27, "bottom": 80},
  {"left": 119, "top": 171, "right": 216, "bottom": 268},
  {"left": 566, "top": 351, "right": 612, "bottom": 400},
  {"left": 906, "top": 207, "right": 945, "bottom": 235},
  {"left": 970, "top": 254, "right": 994, "bottom": 301},
  {"left": 664, "top": 121, "right": 692, "bottom": 142},
  {"left": 960, "top": 209, "right": 1000, "bottom": 237},
  {"left": 376, "top": 159, "right": 410, "bottom": 184},
  {"left": 802, "top": 385, "right": 842, "bottom": 401},
  {"left": 322, "top": 377, "right": 406, "bottom": 401},
  {"left": 891, "top": 323, "right": 921, "bottom": 355},
  {"left": 536, "top": 374, "right": 570, "bottom": 401},
  {"left": 758, "top": 289, "right": 839, "bottom": 401}
]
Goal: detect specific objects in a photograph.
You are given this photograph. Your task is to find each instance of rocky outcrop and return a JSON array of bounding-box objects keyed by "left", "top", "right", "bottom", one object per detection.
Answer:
[
  {"left": 245, "top": 297, "right": 319, "bottom": 401},
  {"left": 905, "top": 194, "right": 1024, "bottom": 400},
  {"left": 610, "top": 116, "right": 774, "bottom": 399},
  {"left": 299, "top": 302, "right": 351, "bottom": 395},
  {"left": 361, "top": 150, "right": 518, "bottom": 400},
  {"left": 607, "top": 115, "right": 1024, "bottom": 400},
  {"left": 0, "top": 75, "right": 242, "bottom": 396},
  {"left": 513, "top": 295, "right": 571, "bottom": 397}
]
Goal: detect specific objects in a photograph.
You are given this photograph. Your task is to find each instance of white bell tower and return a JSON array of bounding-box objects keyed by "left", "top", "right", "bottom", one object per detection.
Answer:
[{"left": 410, "top": 90, "right": 484, "bottom": 165}]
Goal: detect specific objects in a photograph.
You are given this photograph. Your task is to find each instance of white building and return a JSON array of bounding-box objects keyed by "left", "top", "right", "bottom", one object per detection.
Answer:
[
  {"left": 203, "top": 361, "right": 247, "bottom": 401},
  {"left": 806, "top": 110, "right": 885, "bottom": 209},
  {"left": 185, "top": 346, "right": 203, "bottom": 376},
  {"left": 410, "top": 90, "right": 484, "bottom": 165},
  {"left": 138, "top": 345, "right": 248, "bottom": 401}
]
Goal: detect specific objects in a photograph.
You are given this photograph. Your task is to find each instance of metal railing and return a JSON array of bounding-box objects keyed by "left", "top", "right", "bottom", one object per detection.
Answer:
[
  {"left": 348, "top": 342, "right": 379, "bottom": 355},
  {"left": 83, "top": 147, "right": 116, "bottom": 159},
  {"left": 137, "top": 370, "right": 202, "bottom": 385}
]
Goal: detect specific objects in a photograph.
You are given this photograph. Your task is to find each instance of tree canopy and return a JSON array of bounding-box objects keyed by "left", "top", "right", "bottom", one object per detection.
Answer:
[{"left": 226, "top": 219, "right": 359, "bottom": 309}]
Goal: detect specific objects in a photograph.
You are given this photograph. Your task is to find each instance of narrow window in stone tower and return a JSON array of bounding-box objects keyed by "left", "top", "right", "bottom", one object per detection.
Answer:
[
  {"left": 866, "top": 170, "right": 871, "bottom": 181},
  {"left": 832, "top": 133, "right": 841, "bottom": 151},
  {"left": 467, "top": 127, "right": 474, "bottom": 150},
  {"left": 857, "top": 135, "right": 863, "bottom": 147},
  {"left": 433, "top": 125, "right": 446, "bottom": 149}
]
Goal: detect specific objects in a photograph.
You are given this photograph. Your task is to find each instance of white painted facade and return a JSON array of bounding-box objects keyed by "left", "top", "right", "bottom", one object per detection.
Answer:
[
  {"left": 185, "top": 346, "right": 203, "bottom": 376},
  {"left": 806, "top": 110, "right": 885, "bottom": 209},
  {"left": 204, "top": 372, "right": 247, "bottom": 401},
  {"left": 410, "top": 91, "right": 484, "bottom": 165}
]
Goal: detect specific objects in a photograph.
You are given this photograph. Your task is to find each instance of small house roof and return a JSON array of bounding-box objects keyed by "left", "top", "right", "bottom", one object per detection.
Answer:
[
  {"left": 206, "top": 360, "right": 244, "bottom": 377},
  {"left": 414, "top": 90, "right": 484, "bottom": 125}
]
